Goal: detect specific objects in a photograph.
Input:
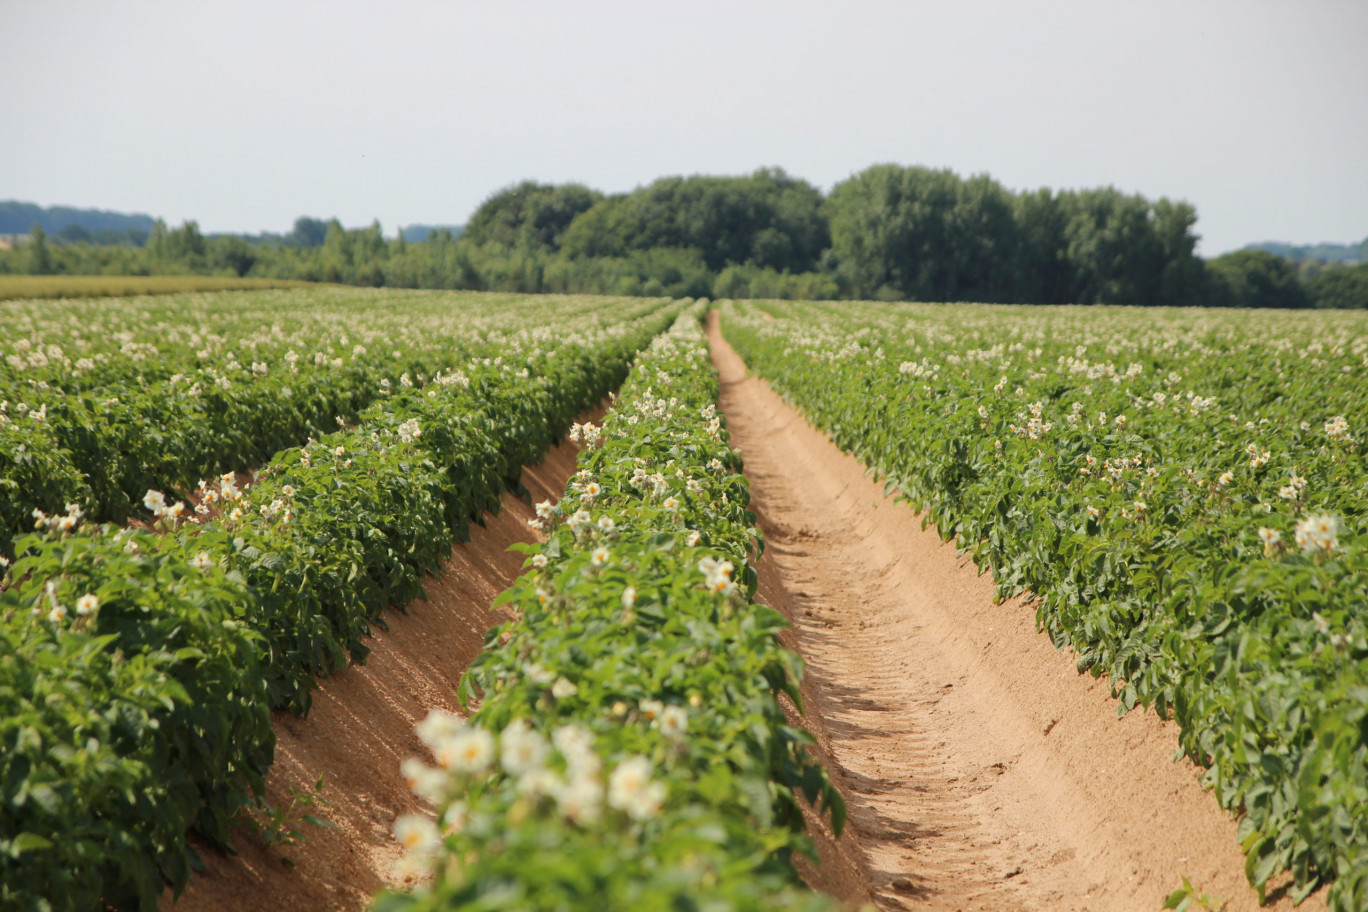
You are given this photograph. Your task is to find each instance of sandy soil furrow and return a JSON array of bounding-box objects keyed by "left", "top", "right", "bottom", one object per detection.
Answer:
[
  {"left": 707, "top": 313, "right": 1323, "bottom": 912},
  {"left": 160, "top": 426, "right": 591, "bottom": 912}
]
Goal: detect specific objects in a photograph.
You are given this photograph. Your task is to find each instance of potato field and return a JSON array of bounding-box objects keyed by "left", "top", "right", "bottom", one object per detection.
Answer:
[{"left": 2, "top": 288, "right": 1365, "bottom": 912}]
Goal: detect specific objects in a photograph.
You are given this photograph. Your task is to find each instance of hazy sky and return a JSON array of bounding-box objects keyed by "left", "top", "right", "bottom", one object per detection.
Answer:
[{"left": 3, "top": 0, "right": 1365, "bottom": 255}]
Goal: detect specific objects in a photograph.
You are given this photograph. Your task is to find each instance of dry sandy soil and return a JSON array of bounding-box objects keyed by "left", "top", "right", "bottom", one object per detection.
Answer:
[{"left": 158, "top": 321, "right": 1327, "bottom": 912}]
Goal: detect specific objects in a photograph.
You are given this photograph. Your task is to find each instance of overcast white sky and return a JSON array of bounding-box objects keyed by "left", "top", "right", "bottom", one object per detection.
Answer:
[{"left": 2, "top": 0, "right": 1365, "bottom": 255}]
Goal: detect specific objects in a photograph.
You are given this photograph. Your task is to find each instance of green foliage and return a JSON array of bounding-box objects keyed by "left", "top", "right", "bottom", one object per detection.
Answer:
[
  {"left": 722, "top": 299, "right": 1368, "bottom": 910},
  {"left": 146, "top": 220, "right": 206, "bottom": 263},
  {"left": 3, "top": 168, "right": 1346, "bottom": 310},
  {"left": 26, "top": 225, "right": 53, "bottom": 276},
  {"left": 463, "top": 182, "right": 603, "bottom": 252},
  {"left": 824, "top": 167, "right": 1211, "bottom": 306},
  {"left": 549, "top": 248, "right": 715, "bottom": 299},
  {"left": 1306, "top": 263, "right": 1368, "bottom": 309},
  {"left": 1207, "top": 250, "right": 1312, "bottom": 309},
  {"left": 0, "top": 290, "right": 680, "bottom": 911},
  {"left": 1058, "top": 186, "right": 1168, "bottom": 307},
  {"left": 826, "top": 165, "right": 1006, "bottom": 302},
  {"left": 713, "top": 263, "right": 841, "bottom": 301},
  {"left": 241, "top": 774, "right": 336, "bottom": 857},
  {"left": 560, "top": 169, "right": 828, "bottom": 273},
  {"left": 208, "top": 235, "right": 256, "bottom": 277},
  {"left": 0, "top": 530, "right": 272, "bottom": 911},
  {"left": 1164, "top": 876, "right": 1228, "bottom": 911},
  {"left": 375, "top": 307, "right": 841, "bottom": 911},
  {"left": 289, "top": 216, "right": 329, "bottom": 249},
  {"left": 1, "top": 289, "right": 587, "bottom": 554},
  {"left": 0, "top": 411, "right": 91, "bottom": 559}
]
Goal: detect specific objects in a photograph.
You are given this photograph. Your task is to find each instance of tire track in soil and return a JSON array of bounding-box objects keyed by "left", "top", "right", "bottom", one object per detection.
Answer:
[
  {"left": 707, "top": 312, "right": 1324, "bottom": 912},
  {"left": 159, "top": 417, "right": 596, "bottom": 912}
]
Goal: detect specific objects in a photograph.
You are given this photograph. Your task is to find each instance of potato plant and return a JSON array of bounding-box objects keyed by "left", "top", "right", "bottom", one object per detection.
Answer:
[
  {"left": 721, "top": 298, "right": 1368, "bottom": 910},
  {"left": 0, "top": 290, "right": 666, "bottom": 555},
  {"left": 0, "top": 294, "right": 679, "bottom": 912},
  {"left": 375, "top": 306, "right": 843, "bottom": 911}
]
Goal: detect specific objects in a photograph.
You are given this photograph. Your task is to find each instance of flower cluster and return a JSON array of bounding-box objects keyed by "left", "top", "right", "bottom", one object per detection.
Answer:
[
  {"left": 142, "top": 489, "right": 187, "bottom": 524},
  {"left": 32, "top": 580, "right": 99, "bottom": 625},
  {"left": 698, "top": 555, "right": 737, "bottom": 596},
  {"left": 568, "top": 421, "right": 602, "bottom": 447},
  {"left": 395, "top": 710, "right": 667, "bottom": 872},
  {"left": 1323, "top": 414, "right": 1351, "bottom": 442},
  {"left": 1293, "top": 514, "right": 1340, "bottom": 555},
  {"left": 31, "top": 502, "right": 84, "bottom": 533}
]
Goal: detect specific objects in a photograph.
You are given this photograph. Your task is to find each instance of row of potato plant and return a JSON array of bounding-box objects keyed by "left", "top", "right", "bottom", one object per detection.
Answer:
[
  {"left": 0, "top": 297, "right": 679, "bottom": 912},
  {"left": 374, "top": 306, "right": 844, "bottom": 911},
  {"left": 0, "top": 289, "right": 638, "bottom": 556},
  {"left": 720, "top": 298, "right": 1368, "bottom": 909}
]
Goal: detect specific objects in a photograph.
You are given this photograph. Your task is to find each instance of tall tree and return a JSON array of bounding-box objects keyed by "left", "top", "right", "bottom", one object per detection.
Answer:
[
  {"left": 1011, "top": 189, "right": 1071, "bottom": 304},
  {"left": 290, "top": 216, "right": 329, "bottom": 248},
  {"left": 1059, "top": 188, "right": 1163, "bottom": 306},
  {"left": 825, "top": 164, "right": 964, "bottom": 300},
  {"left": 949, "top": 173, "right": 1019, "bottom": 302},
  {"left": 1305, "top": 263, "right": 1368, "bottom": 309},
  {"left": 559, "top": 169, "right": 827, "bottom": 273},
  {"left": 463, "top": 182, "right": 603, "bottom": 252},
  {"left": 27, "top": 224, "right": 53, "bottom": 275},
  {"left": 1206, "top": 250, "right": 1312, "bottom": 309}
]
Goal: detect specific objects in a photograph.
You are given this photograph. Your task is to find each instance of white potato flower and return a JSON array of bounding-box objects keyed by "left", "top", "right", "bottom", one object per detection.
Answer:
[
  {"left": 393, "top": 814, "right": 440, "bottom": 855},
  {"left": 500, "top": 719, "right": 550, "bottom": 776}
]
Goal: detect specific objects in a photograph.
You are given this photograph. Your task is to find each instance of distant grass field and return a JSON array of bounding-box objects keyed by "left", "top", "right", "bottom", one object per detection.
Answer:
[{"left": 0, "top": 274, "right": 320, "bottom": 300}]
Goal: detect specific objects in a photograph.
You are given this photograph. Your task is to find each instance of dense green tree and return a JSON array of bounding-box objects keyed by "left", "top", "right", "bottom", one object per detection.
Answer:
[
  {"left": 0, "top": 166, "right": 1291, "bottom": 310},
  {"left": 27, "top": 224, "right": 53, "bottom": 275},
  {"left": 1305, "top": 262, "right": 1368, "bottom": 309},
  {"left": 1206, "top": 250, "right": 1311, "bottom": 309},
  {"left": 353, "top": 220, "right": 387, "bottom": 264},
  {"left": 1059, "top": 188, "right": 1164, "bottom": 306},
  {"left": 1011, "top": 189, "right": 1071, "bottom": 304},
  {"left": 290, "top": 216, "right": 329, "bottom": 248},
  {"left": 560, "top": 169, "right": 827, "bottom": 273},
  {"left": 827, "top": 168, "right": 1205, "bottom": 306},
  {"left": 826, "top": 165, "right": 978, "bottom": 300},
  {"left": 208, "top": 235, "right": 257, "bottom": 276},
  {"left": 321, "top": 218, "right": 352, "bottom": 271},
  {"left": 950, "top": 174, "right": 1019, "bottom": 302},
  {"left": 1151, "top": 198, "right": 1207, "bottom": 308},
  {"left": 146, "top": 219, "right": 169, "bottom": 260},
  {"left": 463, "top": 182, "right": 603, "bottom": 252},
  {"left": 146, "top": 220, "right": 206, "bottom": 264},
  {"left": 558, "top": 196, "right": 632, "bottom": 258}
]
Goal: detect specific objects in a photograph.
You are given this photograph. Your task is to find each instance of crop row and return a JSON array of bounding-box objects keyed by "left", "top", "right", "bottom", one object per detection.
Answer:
[
  {"left": 0, "top": 298, "right": 679, "bottom": 912},
  {"left": 721, "top": 299, "right": 1368, "bottom": 909},
  {"left": 374, "top": 306, "right": 843, "bottom": 911},
  {"left": 0, "top": 290, "right": 659, "bottom": 556}
]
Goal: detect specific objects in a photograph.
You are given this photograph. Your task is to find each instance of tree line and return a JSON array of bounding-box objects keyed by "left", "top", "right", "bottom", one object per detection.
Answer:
[{"left": 2, "top": 167, "right": 1363, "bottom": 308}]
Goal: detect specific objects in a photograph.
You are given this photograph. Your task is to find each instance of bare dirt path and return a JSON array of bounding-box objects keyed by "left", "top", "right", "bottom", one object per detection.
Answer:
[
  {"left": 160, "top": 427, "right": 590, "bottom": 912},
  {"left": 707, "top": 313, "right": 1323, "bottom": 912}
]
